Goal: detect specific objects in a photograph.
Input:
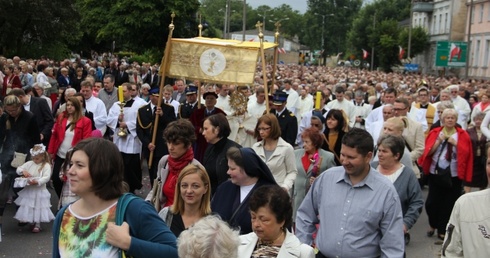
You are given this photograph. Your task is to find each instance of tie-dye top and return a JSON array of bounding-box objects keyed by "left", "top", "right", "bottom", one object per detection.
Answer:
[{"left": 58, "top": 202, "right": 119, "bottom": 258}]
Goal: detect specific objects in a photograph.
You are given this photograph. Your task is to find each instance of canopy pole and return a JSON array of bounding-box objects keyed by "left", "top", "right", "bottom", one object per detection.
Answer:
[
  {"left": 149, "top": 13, "right": 176, "bottom": 169},
  {"left": 256, "top": 21, "right": 270, "bottom": 114}
]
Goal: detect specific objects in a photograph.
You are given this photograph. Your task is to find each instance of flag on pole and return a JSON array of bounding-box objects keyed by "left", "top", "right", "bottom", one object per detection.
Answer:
[
  {"left": 277, "top": 48, "right": 286, "bottom": 54},
  {"left": 449, "top": 43, "right": 462, "bottom": 61},
  {"left": 399, "top": 46, "right": 405, "bottom": 60},
  {"left": 362, "top": 49, "right": 369, "bottom": 60}
]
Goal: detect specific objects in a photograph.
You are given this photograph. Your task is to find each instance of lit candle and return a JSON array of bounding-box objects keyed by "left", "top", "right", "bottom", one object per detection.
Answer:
[
  {"left": 118, "top": 86, "right": 124, "bottom": 102},
  {"left": 315, "top": 91, "right": 321, "bottom": 110}
]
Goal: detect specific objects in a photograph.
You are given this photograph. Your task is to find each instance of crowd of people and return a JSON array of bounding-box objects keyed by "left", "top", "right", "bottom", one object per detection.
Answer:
[{"left": 1, "top": 54, "right": 490, "bottom": 257}]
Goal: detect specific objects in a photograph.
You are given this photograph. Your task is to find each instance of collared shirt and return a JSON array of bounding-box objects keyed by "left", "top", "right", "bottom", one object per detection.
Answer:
[
  {"left": 296, "top": 166, "right": 405, "bottom": 258},
  {"left": 24, "top": 96, "right": 31, "bottom": 112}
]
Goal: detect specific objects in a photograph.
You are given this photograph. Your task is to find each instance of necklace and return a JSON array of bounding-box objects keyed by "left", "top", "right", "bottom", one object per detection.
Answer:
[{"left": 258, "top": 230, "right": 285, "bottom": 246}]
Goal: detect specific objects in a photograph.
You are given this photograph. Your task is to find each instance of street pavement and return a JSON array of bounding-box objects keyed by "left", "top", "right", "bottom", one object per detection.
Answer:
[{"left": 0, "top": 171, "right": 445, "bottom": 257}]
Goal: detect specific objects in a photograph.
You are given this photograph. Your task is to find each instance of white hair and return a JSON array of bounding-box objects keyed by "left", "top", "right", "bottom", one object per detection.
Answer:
[{"left": 177, "top": 215, "right": 240, "bottom": 258}]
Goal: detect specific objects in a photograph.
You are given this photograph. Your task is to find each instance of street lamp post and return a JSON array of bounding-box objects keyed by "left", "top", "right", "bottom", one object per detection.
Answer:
[{"left": 258, "top": 10, "right": 271, "bottom": 30}]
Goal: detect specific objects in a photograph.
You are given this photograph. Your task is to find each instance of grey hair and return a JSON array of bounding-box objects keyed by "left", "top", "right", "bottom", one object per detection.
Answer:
[
  {"left": 437, "top": 100, "right": 455, "bottom": 111},
  {"left": 141, "top": 83, "right": 151, "bottom": 90},
  {"left": 65, "top": 88, "right": 77, "bottom": 95},
  {"left": 177, "top": 215, "right": 240, "bottom": 258},
  {"left": 377, "top": 134, "right": 405, "bottom": 161},
  {"left": 441, "top": 108, "right": 458, "bottom": 122},
  {"left": 473, "top": 112, "right": 486, "bottom": 121},
  {"left": 354, "top": 90, "right": 364, "bottom": 98}
]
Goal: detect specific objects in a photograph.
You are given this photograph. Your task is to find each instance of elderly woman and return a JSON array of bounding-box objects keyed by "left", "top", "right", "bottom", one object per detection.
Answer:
[
  {"left": 371, "top": 117, "right": 414, "bottom": 171},
  {"left": 465, "top": 112, "right": 488, "bottom": 192},
  {"left": 252, "top": 114, "right": 297, "bottom": 191},
  {"left": 140, "top": 83, "right": 151, "bottom": 102},
  {"left": 178, "top": 215, "right": 240, "bottom": 258},
  {"left": 376, "top": 134, "right": 423, "bottom": 245},
  {"left": 471, "top": 91, "right": 490, "bottom": 120},
  {"left": 238, "top": 185, "right": 314, "bottom": 258},
  {"left": 418, "top": 108, "right": 473, "bottom": 241},
  {"left": 52, "top": 138, "right": 178, "bottom": 257},
  {"left": 145, "top": 119, "right": 201, "bottom": 208},
  {"left": 159, "top": 164, "right": 212, "bottom": 237},
  {"left": 211, "top": 147, "right": 277, "bottom": 234},
  {"left": 293, "top": 127, "right": 335, "bottom": 221},
  {"left": 202, "top": 113, "right": 241, "bottom": 195}
]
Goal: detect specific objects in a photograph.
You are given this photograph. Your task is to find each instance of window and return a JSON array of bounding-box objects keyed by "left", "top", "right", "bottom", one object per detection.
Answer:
[
  {"left": 433, "top": 15, "right": 437, "bottom": 34},
  {"left": 484, "top": 40, "right": 490, "bottom": 67},
  {"left": 471, "top": 5, "right": 475, "bottom": 24},
  {"left": 439, "top": 14, "right": 442, "bottom": 34},
  {"left": 474, "top": 40, "right": 480, "bottom": 66},
  {"left": 445, "top": 13, "right": 448, "bottom": 33},
  {"left": 480, "top": 4, "right": 484, "bottom": 23},
  {"left": 423, "top": 16, "right": 427, "bottom": 29}
]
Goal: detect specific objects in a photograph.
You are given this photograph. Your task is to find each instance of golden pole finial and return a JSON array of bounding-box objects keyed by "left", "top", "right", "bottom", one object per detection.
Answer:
[
  {"left": 256, "top": 21, "right": 263, "bottom": 38},
  {"left": 198, "top": 13, "right": 203, "bottom": 37},
  {"left": 169, "top": 12, "right": 176, "bottom": 30}
]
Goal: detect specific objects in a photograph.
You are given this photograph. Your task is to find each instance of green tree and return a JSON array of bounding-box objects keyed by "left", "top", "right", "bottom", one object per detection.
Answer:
[
  {"left": 304, "top": 0, "right": 363, "bottom": 55},
  {"left": 0, "top": 0, "right": 81, "bottom": 59},
  {"left": 75, "top": 0, "right": 200, "bottom": 59},
  {"left": 398, "top": 26, "right": 430, "bottom": 58},
  {"left": 346, "top": 0, "right": 412, "bottom": 69}
]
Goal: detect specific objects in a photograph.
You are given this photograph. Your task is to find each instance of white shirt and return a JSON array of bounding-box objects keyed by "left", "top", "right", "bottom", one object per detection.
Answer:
[
  {"left": 85, "top": 96, "right": 108, "bottom": 135},
  {"left": 164, "top": 98, "right": 180, "bottom": 118},
  {"left": 247, "top": 100, "right": 266, "bottom": 118},
  {"left": 298, "top": 94, "right": 314, "bottom": 118},
  {"left": 107, "top": 98, "right": 147, "bottom": 154},
  {"left": 352, "top": 102, "right": 371, "bottom": 129},
  {"left": 326, "top": 99, "right": 356, "bottom": 127},
  {"left": 283, "top": 88, "right": 300, "bottom": 116},
  {"left": 216, "top": 94, "right": 232, "bottom": 115}
]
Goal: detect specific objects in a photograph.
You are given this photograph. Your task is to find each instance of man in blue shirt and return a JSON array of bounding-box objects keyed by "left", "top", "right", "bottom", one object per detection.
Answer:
[{"left": 296, "top": 128, "right": 405, "bottom": 258}]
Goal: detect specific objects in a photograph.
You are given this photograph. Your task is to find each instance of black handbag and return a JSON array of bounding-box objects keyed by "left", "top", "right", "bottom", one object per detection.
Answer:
[{"left": 433, "top": 140, "right": 453, "bottom": 188}]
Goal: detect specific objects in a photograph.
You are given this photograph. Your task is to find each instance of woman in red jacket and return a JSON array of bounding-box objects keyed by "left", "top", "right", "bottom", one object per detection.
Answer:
[
  {"left": 2, "top": 65, "right": 21, "bottom": 97},
  {"left": 48, "top": 97, "right": 92, "bottom": 198},
  {"left": 418, "top": 108, "right": 473, "bottom": 242}
]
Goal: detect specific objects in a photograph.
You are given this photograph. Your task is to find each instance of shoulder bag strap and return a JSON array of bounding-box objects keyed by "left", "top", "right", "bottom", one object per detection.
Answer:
[{"left": 435, "top": 140, "right": 448, "bottom": 168}]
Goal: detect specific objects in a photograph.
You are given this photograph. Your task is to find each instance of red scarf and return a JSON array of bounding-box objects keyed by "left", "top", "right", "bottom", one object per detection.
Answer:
[{"left": 163, "top": 148, "right": 194, "bottom": 207}]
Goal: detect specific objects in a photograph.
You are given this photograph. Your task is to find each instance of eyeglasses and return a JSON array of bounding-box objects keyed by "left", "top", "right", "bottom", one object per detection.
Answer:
[
  {"left": 394, "top": 107, "right": 407, "bottom": 111},
  {"left": 257, "top": 127, "right": 271, "bottom": 131},
  {"left": 311, "top": 123, "right": 321, "bottom": 128},
  {"left": 4, "top": 106, "right": 20, "bottom": 114},
  {"left": 451, "top": 91, "right": 458, "bottom": 93}
]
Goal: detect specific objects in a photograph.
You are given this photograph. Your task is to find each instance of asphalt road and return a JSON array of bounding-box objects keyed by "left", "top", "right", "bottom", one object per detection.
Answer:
[{"left": 0, "top": 172, "right": 445, "bottom": 257}]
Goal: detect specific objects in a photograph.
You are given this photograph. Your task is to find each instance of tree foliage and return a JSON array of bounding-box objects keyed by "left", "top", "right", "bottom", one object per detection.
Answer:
[
  {"left": 75, "top": 0, "right": 200, "bottom": 59},
  {"left": 346, "top": 0, "right": 428, "bottom": 71},
  {"left": 399, "top": 26, "right": 430, "bottom": 58},
  {"left": 0, "top": 0, "right": 81, "bottom": 59},
  {"left": 303, "top": 0, "right": 363, "bottom": 55}
]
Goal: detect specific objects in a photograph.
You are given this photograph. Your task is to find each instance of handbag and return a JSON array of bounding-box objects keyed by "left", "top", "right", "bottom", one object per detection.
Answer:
[
  {"left": 150, "top": 177, "right": 162, "bottom": 212},
  {"left": 11, "top": 152, "right": 27, "bottom": 168},
  {"left": 42, "top": 81, "right": 52, "bottom": 89},
  {"left": 433, "top": 140, "right": 453, "bottom": 188},
  {"left": 14, "top": 177, "right": 29, "bottom": 188}
]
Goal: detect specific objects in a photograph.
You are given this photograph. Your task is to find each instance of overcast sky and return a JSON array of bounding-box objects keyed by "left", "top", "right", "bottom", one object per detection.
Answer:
[{"left": 246, "top": 0, "right": 308, "bottom": 14}]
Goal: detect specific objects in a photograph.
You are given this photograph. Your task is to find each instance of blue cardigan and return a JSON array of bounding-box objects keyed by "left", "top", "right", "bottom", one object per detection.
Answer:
[{"left": 52, "top": 196, "right": 178, "bottom": 258}]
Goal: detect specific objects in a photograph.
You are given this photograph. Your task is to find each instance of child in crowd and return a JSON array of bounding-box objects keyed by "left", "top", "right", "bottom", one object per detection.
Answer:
[
  {"left": 58, "top": 150, "right": 79, "bottom": 209},
  {"left": 14, "top": 144, "right": 55, "bottom": 233}
]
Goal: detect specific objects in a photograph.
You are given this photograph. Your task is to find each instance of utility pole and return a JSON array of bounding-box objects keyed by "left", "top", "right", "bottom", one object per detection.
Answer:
[
  {"left": 371, "top": 12, "right": 376, "bottom": 71},
  {"left": 465, "top": 0, "right": 474, "bottom": 79},
  {"left": 407, "top": 0, "right": 413, "bottom": 60}
]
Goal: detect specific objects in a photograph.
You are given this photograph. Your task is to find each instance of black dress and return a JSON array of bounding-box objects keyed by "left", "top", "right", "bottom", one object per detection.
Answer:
[{"left": 466, "top": 127, "right": 488, "bottom": 188}]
